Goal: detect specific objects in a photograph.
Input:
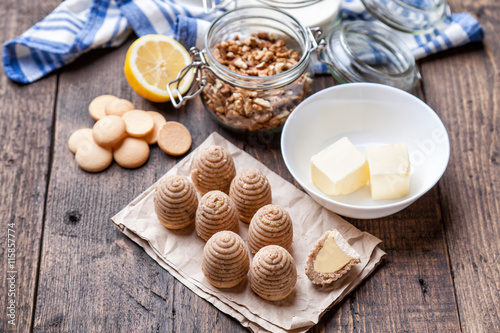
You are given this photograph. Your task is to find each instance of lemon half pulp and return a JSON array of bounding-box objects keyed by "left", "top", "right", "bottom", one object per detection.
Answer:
[{"left": 124, "top": 35, "right": 194, "bottom": 103}]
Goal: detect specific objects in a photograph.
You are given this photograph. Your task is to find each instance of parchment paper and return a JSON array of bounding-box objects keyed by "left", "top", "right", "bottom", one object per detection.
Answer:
[{"left": 111, "top": 132, "right": 386, "bottom": 333}]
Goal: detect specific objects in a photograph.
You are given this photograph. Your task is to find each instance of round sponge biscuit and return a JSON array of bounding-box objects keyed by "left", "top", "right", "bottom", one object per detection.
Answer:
[
  {"left": 122, "top": 110, "right": 154, "bottom": 137},
  {"left": 105, "top": 98, "right": 135, "bottom": 117},
  {"left": 113, "top": 137, "right": 150, "bottom": 169},
  {"left": 92, "top": 115, "right": 126, "bottom": 147},
  {"left": 157, "top": 121, "right": 192, "bottom": 156},
  {"left": 68, "top": 128, "right": 93, "bottom": 154},
  {"left": 75, "top": 138, "right": 113, "bottom": 172},
  {"left": 89, "top": 95, "right": 119, "bottom": 120},
  {"left": 144, "top": 111, "right": 167, "bottom": 144}
]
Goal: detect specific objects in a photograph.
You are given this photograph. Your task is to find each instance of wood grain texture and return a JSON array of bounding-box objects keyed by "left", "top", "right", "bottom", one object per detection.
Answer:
[
  {"left": 31, "top": 37, "right": 244, "bottom": 332},
  {"left": 0, "top": 1, "right": 59, "bottom": 332},
  {"left": 421, "top": 1, "right": 500, "bottom": 332},
  {"left": 275, "top": 78, "right": 461, "bottom": 332},
  {"left": 1, "top": 0, "right": 499, "bottom": 331},
  {"left": 317, "top": 188, "right": 461, "bottom": 332},
  {"left": 306, "top": 95, "right": 461, "bottom": 332},
  {"left": 32, "top": 40, "right": 180, "bottom": 332}
]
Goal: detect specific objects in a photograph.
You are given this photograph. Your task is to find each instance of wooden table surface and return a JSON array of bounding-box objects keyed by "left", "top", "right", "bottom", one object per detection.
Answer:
[{"left": 1, "top": 1, "right": 499, "bottom": 332}]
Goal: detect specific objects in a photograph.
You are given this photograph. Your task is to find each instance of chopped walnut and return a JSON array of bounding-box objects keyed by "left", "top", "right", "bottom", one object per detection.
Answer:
[
  {"left": 212, "top": 32, "right": 300, "bottom": 77},
  {"left": 203, "top": 33, "right": 313, "bottom": 131}
]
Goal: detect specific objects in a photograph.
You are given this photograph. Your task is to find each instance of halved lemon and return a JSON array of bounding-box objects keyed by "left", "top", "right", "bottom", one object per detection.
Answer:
[{"left": 124, "top": 34, "right": 194, "bottom": 103}]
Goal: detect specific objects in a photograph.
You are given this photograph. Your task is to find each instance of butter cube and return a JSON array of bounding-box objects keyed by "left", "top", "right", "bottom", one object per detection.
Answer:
[
  {"left": 366, "top": 144, "right": 410, "bottom": 200},
  {"left": 311, "top": 137, "right": 369, "bottom": 195}
]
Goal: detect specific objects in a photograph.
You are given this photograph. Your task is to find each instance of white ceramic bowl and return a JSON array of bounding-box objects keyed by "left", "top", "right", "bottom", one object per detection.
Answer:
[{"left": 281, "top": 83, "right": 450, "bottom": 219}]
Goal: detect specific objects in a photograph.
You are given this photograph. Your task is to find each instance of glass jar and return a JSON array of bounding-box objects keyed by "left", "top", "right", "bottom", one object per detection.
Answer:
[
  {"left": 361, "top": 0, "right": 450, "bottom": 34},
  {"left": 205, "top": 0, "right": 450, "bottom": 35},
  {"left": 320, "top": 21, "right": 420, "bottom": 91},
  {"left": 169, "top": 6, "right": 316, "bottom": 132},
  {"left": 168, "top": 6, "right": 426, "bottom": 131},
  {"left": 236, "top": 0, "right": 342, "bottom": 38}
]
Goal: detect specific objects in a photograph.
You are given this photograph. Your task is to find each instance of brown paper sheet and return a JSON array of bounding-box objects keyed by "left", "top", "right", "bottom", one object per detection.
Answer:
[{"left": 111, "top": 132, "right": 386, "bottom": 333}]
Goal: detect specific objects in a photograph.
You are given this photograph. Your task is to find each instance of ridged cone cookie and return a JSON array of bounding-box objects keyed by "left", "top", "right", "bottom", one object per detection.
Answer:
[
  {"left": 249, "top": 245, "right": 297, "bottom": 301},
  {"left": 191, "top": 145, "right": 236, "bottom": 195},
  {"left": 202, "top": 231, "right": 250, "bottom": 288},
  {"left": 229, "top": 168, "right": 272, "bottom": 223},
  {"left": 154, "top": 175, "right": 198, "bottom": 229},
  {"left": 247, "top": 204, "right": 293, "bottom": 254},
  {"left": 196, "top": 191, "right": 239, "bottom": 241}
]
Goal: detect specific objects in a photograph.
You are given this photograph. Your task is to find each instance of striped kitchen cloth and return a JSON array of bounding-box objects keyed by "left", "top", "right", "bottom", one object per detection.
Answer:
[{"left": 2, "top": 0, "right": 484, "bottom": 84}]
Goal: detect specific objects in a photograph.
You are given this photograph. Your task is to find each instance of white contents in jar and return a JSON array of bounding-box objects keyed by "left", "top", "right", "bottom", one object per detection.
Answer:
[{"left": 241, "top": 0, "right": 343, "bottom": 36}]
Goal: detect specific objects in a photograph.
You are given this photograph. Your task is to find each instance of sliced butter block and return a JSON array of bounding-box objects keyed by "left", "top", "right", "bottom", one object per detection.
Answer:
[
  {"left": 311, "top": 137, "right": 369, "bottom": 195},
  {"left": 366, "top": 144, "right": 410, "bottom": 200},
  {"left": 305, "top": 229, "right": 361, "bottom": 286}
]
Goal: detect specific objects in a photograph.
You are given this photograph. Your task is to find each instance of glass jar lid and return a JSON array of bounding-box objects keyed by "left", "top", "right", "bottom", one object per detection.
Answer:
[
  {"left": 204, "top": 0, "right": 325, "bottom": 13},
  {"left": 361, "top": 0, "right": 451, "bottom": 33},
  {"left": 254, "top": 0, "right": 323, "bottom": 8},
  {"left": 321, "top": 20, "right": 420, "bottom": 91}
]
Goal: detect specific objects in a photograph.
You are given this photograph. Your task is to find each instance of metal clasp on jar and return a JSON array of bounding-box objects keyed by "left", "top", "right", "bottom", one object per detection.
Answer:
[
  {"left": 308, "top": 26, "right": 326, "bottom": 52},
  {"left": 167, "top": 48, "right": 212, "bottom": 108}
]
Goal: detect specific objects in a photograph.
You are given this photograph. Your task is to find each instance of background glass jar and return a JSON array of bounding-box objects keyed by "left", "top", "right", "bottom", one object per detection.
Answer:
[
  {"left": 319, "top": 21, "right": 420, "bottom": 92},
  {"left": 361, "top": 0, "right": 450, "bottom": 34},
  {"left": 204, "top": 0, "right": 342, "bottom": 39},
  {"left": 197, "top": 0, "right": 445, "bottom": 94},
  {"left": 205, "top": 0, "right": 450, "bottom": 35},
  {"left": 169, "top": 6, "right": 316, "bottom": 132}
]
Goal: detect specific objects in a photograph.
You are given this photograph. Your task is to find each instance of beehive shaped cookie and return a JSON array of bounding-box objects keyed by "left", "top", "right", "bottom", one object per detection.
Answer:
[
  {"left": 202, "top": 231, "right": 250, "bottom": 288},
  {"left": 305, "top": 229, "right": 361, "bottom": 286},
  {"left": 249, "top": 245, "right": 297, "bottom": 301},
  {"left": 247, "top": 204, "right": 293, "bottom": 254},
  {"left": 229, "top": 168, "right": 272, "bottom": 223},
  {"left": 154, "top": 175, "right": 198, "bottom": 230},
  {"left": 196, "top": 190, "right": 239, "bottom": 241},
  {"left": 191, "top": 145, "right": 236, "bottom": 195}
]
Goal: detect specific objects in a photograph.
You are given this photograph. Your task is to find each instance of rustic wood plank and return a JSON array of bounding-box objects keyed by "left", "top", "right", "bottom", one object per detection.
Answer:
[
  {"left": 31, "top": 38, "right": 179, "bottom": 332},
  {"left": 293, "top": 80, "right": 461, "bottom": 332},
  {"left": 0, "top": 1, "right": 59, "bottom": 332},
  {"left": 421, "top": 1, "right": 500, "bottom": 331},
  {"left": 21, "top": 1, "right": 499, "bottom": 332},
  {"left": 256, "top": 72, "right": 460, "bottom": 332},
  {"left": 31, "top": 45, "right": 461, "bottom": 333},
  {"left": 31, "top": 36, "right": 244, "bottom": 332},
  {"left": 315, "top": 188, "right": 461, "bottom": 332}
]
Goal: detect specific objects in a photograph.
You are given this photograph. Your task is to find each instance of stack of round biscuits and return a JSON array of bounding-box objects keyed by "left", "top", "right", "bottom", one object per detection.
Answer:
[{"left": 69, "top": 94, "right": 193, "bottom": 172}]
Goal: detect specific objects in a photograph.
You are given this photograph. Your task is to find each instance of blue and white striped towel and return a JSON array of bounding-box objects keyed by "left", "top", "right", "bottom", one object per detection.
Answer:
[{"left": 2, "top": 0, "right": 484, "bottom": 84}]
